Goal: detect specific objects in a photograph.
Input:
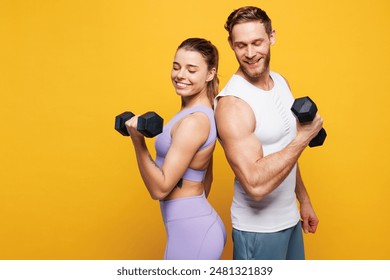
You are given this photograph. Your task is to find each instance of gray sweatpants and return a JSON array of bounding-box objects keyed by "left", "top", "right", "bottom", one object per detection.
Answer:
[{"left": 232, "top": 221, "right": 305, "bottom": 260}]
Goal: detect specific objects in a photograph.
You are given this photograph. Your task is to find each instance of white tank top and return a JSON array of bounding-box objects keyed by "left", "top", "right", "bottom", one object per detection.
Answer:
[{"left": 215, "top": 72, "right": 300, "bottom": 232}]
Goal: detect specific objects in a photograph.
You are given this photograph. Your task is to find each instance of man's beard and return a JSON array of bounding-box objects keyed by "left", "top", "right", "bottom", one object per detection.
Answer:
[{"left": 240, "top": 51, "right": 271, "bottom": 81}]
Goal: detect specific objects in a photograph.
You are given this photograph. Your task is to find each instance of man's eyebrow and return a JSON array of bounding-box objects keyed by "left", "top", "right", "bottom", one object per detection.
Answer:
[{"left": 234, "top": 38, "right": 264, "bottom": 45}]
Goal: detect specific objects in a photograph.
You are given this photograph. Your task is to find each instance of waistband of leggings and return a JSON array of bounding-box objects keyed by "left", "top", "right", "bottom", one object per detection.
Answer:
[{"left": 160, "top": 192, "right": 213, "bottom": 222}]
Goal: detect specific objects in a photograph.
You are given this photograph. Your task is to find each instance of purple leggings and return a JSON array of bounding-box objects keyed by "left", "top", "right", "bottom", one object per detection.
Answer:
[{"left": 160, "top": 193, "right": 226, "bottom": 260}]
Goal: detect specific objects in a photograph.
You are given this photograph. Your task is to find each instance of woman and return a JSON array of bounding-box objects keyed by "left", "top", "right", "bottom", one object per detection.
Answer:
[{"left": 125, "top": 38, "right": 226, "bottom": 260}]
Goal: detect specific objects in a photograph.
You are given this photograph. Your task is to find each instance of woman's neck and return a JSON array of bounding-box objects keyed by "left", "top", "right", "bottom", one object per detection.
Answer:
[{"left": 181, "top": 95, "right": 211, "bottom": 110}]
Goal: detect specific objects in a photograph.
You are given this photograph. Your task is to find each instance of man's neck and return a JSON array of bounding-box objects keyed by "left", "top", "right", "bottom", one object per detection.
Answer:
[{"left": 236, "top": 68, "right": 274, "bottom": 91}]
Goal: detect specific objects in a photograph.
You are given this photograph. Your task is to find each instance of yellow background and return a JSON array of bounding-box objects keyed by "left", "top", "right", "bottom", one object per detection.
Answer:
[{"left": 1, "top": 0, "right": 389, "bottom": 260}]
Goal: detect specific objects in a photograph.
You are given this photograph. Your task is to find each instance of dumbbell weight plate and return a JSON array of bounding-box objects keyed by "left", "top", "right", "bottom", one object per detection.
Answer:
[
  {"left": 115, "top": 111, "right": 135, "bottom": 136},
  {"left": 291, "top": 96, "right": 317, "bottom": 123},
  {"left": 291, "top": 96, "right": 327, "bottom": 147},
  {"left": 137, "top": 112, "right": 164, "bottom": 138}
]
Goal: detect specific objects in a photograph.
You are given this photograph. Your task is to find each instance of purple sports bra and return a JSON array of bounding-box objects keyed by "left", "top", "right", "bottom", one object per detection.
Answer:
[{"left": 154, "top": 106, "right": 216, "bottom": 183}]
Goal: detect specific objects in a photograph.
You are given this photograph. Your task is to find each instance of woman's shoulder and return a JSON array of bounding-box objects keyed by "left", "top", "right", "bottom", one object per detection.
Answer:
[{"left": 177, "top": 110, "right": 210, "bottom": 131}]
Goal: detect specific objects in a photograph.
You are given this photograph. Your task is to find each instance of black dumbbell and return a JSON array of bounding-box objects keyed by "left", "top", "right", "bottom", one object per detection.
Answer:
[
  {"left": 291, "top": 96, "right": 327, "bottom": 147},
  {"left": 115, "top": 111, "right": 163, "bottom": 138}
]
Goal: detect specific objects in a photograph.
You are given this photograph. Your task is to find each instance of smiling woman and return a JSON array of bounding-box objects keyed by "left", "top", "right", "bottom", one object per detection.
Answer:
[
  {"left": 172, "top": 39, "right": 219, "bottom": 107},
  {"left": 172, "top": 49, "right": 211, "bottom": 99},
  {"left": 124, "top": 38, "right": 226, "bottom": 260}
]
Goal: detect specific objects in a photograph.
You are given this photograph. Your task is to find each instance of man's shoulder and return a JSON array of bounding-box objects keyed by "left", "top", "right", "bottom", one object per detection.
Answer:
[
  {"left": 270, "top": 71, "right": 289, "bottom": 85},
  {"left": 216, "top": 94, "right": 245, "bottom": 107},
  {"left": 214, "top": 95, "right": 254, "bottom": 126}
]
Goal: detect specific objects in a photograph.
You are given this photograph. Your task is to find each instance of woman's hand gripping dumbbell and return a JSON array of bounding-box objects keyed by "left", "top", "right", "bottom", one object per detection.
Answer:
[{"left": 115, "top": 111, "right": 163, "bottom": 138}]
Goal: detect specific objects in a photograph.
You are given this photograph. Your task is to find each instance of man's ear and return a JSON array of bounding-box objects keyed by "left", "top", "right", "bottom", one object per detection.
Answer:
[
  {"left": 228, "top": 36, "right": 234, "bottom": 49},
  {"left": 270, "top": 30, "right": 276, "bottom": 45}
]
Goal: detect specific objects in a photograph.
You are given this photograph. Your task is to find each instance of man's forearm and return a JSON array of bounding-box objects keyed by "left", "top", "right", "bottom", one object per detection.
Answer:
[
  {"left": 295, "top": 163, "right": 311, "bottom": 205},
  {"left": 237, "top": 137, "right": 307, "bottom": 201}
]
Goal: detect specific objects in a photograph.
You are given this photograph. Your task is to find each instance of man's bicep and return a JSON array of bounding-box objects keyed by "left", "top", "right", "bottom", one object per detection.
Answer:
[
  {"left": 215, "top": 96, "right": 263, "bottom": 179},
  {"left": 217, "top": 115, "right": 263, "bottom": 190},
  {"left": 220, "top": 128, "right": 263, "bottom": 175}
]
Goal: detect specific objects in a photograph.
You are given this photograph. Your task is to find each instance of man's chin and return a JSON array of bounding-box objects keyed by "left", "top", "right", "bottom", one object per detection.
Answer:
[{"left": 242, "top": 68, "right": 264, "bottom": 80}]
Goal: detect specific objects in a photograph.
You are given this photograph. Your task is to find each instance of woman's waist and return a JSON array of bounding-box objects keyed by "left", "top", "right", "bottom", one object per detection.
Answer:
[
  {"left": 163, "top": 181, "right": 204, "bottom": 201},
  {"left": 160, "top": 191, "right": 214, "bottom": 222}
]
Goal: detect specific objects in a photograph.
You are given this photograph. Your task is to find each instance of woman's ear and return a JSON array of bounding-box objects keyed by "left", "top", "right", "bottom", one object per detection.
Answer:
[{"left": 207, "top": 68, "right": 216, "bottom": 82}]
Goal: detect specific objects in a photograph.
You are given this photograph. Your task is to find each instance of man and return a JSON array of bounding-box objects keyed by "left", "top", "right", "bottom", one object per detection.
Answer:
[{"left": 214, "top": 6, "right": 323, "bottom": 260}]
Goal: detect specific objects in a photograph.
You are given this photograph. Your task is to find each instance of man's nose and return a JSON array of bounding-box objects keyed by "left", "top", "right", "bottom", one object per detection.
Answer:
[{"left": 246, "top": 45, "right": 255, "bottom": 59}]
